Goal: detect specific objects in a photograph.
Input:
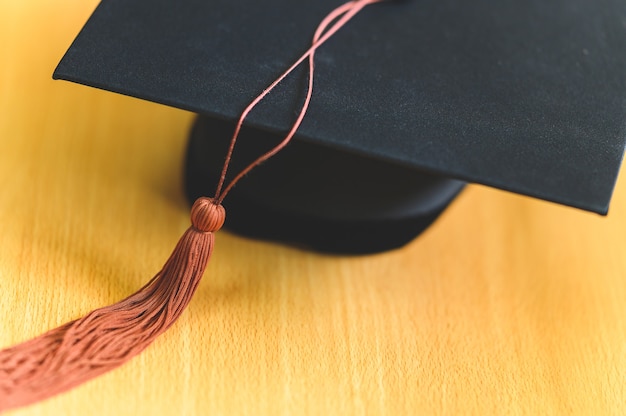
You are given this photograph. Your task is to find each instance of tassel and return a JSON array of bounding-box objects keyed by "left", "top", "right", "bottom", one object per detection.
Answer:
[
  {"left": 0, "top": 198, "right": 225, "bottom": 412},
  {"left": 0, "top": 0, "right": 387, "bottom": 411}
]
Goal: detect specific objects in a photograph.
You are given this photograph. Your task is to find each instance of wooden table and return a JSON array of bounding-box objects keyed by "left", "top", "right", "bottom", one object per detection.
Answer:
[{"left": 2, "top": 1, "right": 625, "bottom": 414}]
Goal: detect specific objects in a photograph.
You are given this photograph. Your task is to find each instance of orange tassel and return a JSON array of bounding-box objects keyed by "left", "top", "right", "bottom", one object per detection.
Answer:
[
  {"left": 0, "top": 198, "right": 225, "bottom": 412},
  {"left": 0, "top": 1, "right": 387, "bottom": 411}
]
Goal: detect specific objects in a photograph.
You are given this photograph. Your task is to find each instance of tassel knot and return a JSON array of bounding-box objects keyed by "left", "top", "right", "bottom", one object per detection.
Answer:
[{"left": 190, "top": 197, "right": 225, "bottom": 233}]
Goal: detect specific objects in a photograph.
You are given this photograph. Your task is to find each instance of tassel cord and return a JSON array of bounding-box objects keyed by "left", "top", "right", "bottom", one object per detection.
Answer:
[{"left": 214, "top": 0, "right": 385, "bottom": 203}]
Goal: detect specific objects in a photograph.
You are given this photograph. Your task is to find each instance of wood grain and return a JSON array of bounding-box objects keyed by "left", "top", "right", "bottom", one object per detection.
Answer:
[{"left": 1, "top": 1, "right": 625, "bottom": 415}]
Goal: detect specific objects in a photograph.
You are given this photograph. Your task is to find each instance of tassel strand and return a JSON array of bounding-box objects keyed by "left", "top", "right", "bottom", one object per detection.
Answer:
[{"left": 0, "top": 198, "right": 224, "bottom": 411}]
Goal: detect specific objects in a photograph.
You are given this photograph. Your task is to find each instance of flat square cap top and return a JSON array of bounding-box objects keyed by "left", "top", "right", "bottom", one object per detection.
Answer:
[{"left": 54, "top": 0, "right": 626, "bottom": 214}]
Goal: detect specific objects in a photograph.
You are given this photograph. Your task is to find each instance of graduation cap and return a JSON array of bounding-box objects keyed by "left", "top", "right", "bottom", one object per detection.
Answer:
[
  {"left": 5, "top": 2, "right": 626, "bottom": 411},
  {"left": 53, "top": 0, "right": 626, "bottom": 253}
]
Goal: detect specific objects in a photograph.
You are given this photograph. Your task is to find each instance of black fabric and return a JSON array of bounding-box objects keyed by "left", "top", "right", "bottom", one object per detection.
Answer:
[
  {"left": 184, "top": 116, "right": 465, "bottom": 253},
  {"left": 54, "top": 0, "right": 626, "bottom": 214},
  {"left": 193, "top": 191, "right": 453, "bottom": 254}
]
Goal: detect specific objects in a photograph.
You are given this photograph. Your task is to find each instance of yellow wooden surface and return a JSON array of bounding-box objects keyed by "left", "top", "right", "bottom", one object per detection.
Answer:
[{"left": 2, "top": 1, "right": 626, "bottom": 415}]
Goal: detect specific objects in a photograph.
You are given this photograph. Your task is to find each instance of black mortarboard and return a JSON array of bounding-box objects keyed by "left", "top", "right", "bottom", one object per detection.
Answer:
[{"left": 54, "top": 0, "right": 626, "bottom": 253}]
